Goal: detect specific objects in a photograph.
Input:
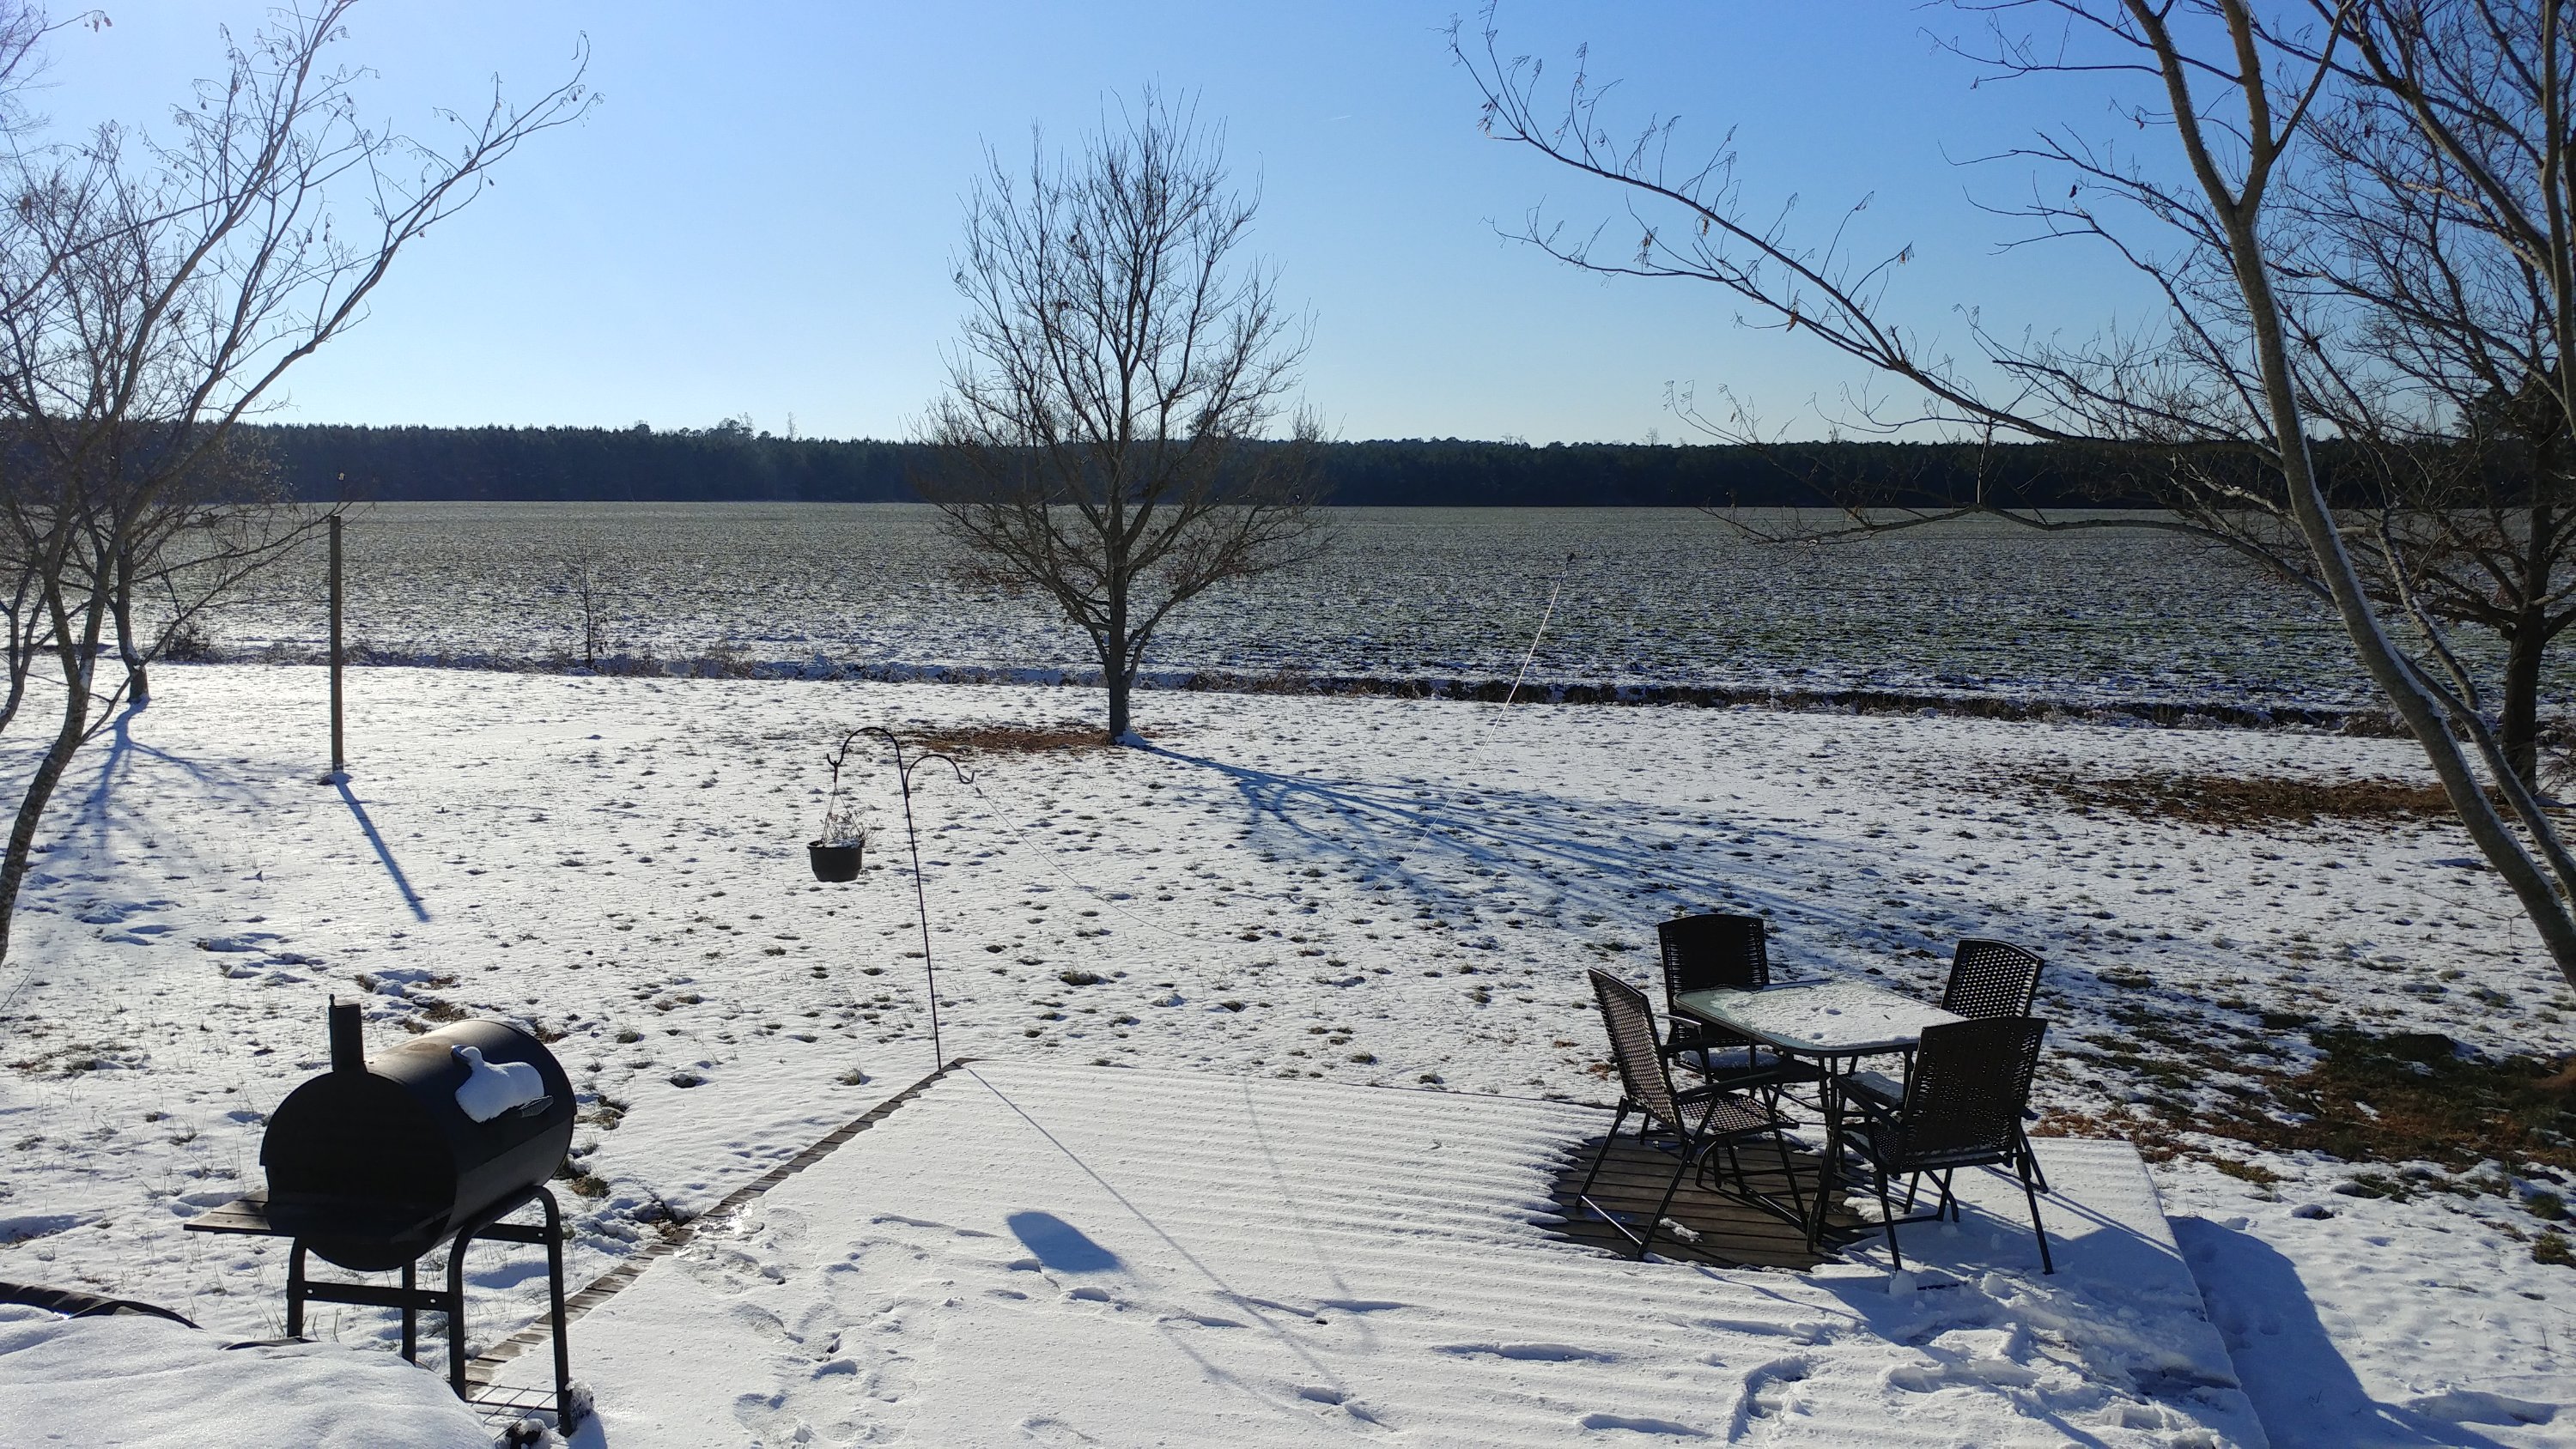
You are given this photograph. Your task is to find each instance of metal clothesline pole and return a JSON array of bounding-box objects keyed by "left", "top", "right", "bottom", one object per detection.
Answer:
[
  {"left": 859, "top": 726, "right": 970, "bottom": 1066},
  {"left": 328, "top": 513, "right": 345, "bottom": 779}
]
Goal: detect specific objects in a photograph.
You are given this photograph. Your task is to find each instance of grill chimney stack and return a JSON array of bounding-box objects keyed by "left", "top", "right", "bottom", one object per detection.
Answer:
[{"left": 328, "top": 997, "right": 363, "bottom": 1076}]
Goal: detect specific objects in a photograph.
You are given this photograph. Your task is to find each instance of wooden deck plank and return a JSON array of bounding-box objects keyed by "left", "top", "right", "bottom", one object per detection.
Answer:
[{"left": 1539, "top": 1135, "right": 1868, "bottom": 1270}]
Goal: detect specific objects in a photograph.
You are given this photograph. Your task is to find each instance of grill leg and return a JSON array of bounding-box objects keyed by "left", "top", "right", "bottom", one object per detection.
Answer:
[
  {"left": 446, "top": 1225, "right": 472, "bottom": 1398},
  {"left": 538, "top": 1187, "right": 575, "bottom": 1429},
  {"left": 401, "top": 1258, "right": 417, "bottom": 1362},
  {"left": 285, "top": 1242, "right": 308, "bottom": 1339}
]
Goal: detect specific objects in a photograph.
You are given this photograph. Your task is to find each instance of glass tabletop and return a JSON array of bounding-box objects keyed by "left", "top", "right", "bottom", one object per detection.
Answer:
[{"left": 1674, "top": 979, "right": 1962, "bottom": 1056}]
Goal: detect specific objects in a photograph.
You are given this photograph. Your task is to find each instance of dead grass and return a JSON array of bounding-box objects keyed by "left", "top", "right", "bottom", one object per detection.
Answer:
[
  {"left": 2237, "top": 1029, "right": 2576, "bottom": 1176},
  {"left": 909, "top": 722, "right": 1117, "bottom": 756},
  {"left": 2022, "top": 770, "right": 2456, "bottom": 829},
  {"left": 2044, "top": 1028, "right": 2576, "bottom": 1187}
]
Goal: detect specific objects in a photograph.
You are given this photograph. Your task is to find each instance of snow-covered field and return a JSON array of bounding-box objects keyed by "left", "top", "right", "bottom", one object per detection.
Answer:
[
  {"left": 214, "top": 504, "right": 2419, "bottom": 712},
  {"left": 2, "top": 664, "right": 2573, "bottom": 1445}
]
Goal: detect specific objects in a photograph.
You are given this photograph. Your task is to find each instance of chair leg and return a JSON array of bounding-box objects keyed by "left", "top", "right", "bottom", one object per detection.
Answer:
[
  {"left": 1874, "top": 1162, "right": 1904, "bottom": 1271},
  {"left": 2019, "top": 1126, "right": 2051, "bottom": 1195},
  {"left": 1637, "top": 1149, "right": 1695, "bottom": 1260},
  {"left": 2019, "top": 1159, "right": 2056, "bottom": 1275},
  {"left": 1575, "top": 1104, "right": 1629, "bottom": 1204},
  {"left": 1941, "top": 1170, "right": 1961, "bottom": 1222}
]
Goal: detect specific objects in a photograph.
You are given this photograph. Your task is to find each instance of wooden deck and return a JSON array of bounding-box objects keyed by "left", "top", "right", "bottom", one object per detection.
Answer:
[
  {"left": 474, "top": 1064, "right": 2257, "bottom": 1446},
  {"left": 1540, "top": 1131, "right": 1869, "bottom": 1270}
]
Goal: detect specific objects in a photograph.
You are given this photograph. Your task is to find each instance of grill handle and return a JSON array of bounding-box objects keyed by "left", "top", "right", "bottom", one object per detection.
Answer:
[{"left": 328, "top": 997, "right": 364, "bottom": 1076}]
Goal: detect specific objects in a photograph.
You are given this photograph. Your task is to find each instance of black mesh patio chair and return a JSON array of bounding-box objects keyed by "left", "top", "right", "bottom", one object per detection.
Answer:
[
  {"left": 1830, "top": 1016, "right": 2055, "bottom": 1274},
  {"left": 1943, "top": 939, "right": 2045, "bottom": 1021},
  {"left": 1576, "top": 969, "right": 1807, "bottom": 1259},
  {"left": 1847, "top": 940, "right": 2050, "bottom": 1185},
  {"left": 1655, "top": 913, "right": 1823, "bottom": 1099}
]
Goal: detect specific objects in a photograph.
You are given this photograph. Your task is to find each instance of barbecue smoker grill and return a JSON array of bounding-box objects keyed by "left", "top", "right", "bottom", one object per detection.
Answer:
[{"left": 186, "top": 998, "right": 583, "bottom": 1431}]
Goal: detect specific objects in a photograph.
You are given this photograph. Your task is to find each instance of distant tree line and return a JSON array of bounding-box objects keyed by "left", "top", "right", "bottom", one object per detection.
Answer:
[{"left": 241, "top": 421, "right": 2278, "bottom": 507}]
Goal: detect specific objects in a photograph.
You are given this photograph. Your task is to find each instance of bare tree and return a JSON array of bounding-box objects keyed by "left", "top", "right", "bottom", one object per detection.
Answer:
[
  {"left": 1457, "top": 0, "right": 2576, "bottom": 989},
  {"left": 0, "top": 0, "right": 591, "bottom": 964},
  {"left": 2274, "top": 3, "right": 2576, "bottom": 786},
  {"left": 1698, "top": 2, "right": 2576, "bottom": 790},
  {"left": 561, "top": 538, "right": 615, "bottom": 669},
  {"left": 920, "top": 91, "right": 1324, "bottom": 745},
  {"left": 85, "top": 432, "right": 309, "bottom": 706}
]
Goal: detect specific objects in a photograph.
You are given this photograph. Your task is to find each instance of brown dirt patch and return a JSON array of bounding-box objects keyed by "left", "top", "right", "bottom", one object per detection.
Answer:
[
  {"left": 910, "top": 722, "right": 1117, "bottom": 756},
  {"left": 2022, "top": 770, "right": 2455, "bottom": 829}
]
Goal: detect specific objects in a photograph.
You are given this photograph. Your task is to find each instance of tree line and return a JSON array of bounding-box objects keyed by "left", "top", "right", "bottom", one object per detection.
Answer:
[{"left": 242, "top": 422, "right": 2227, "bottom": 508}]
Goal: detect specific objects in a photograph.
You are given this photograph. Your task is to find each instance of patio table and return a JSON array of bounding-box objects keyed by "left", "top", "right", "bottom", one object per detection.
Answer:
[{"left": 1674, "top": 979, "right": 1962, "bottom": 1250}]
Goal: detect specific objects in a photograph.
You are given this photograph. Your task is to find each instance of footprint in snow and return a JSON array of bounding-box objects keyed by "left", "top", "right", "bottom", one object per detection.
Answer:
[
  {"left": 1694, "top": 1316, "right": 1831, "bottom": 1345},
  {"left": 1434, "top": 1342, "right": 1617, "bottom": 1362},
  {"left": 1728, "top": 1355, "right": 1811, "bottom": 1434},
  {"left": 1886, "top": 1355, "right": 2041, "bottom": 1392},
  {"left": 1576, "top": 1412, "right": 1707, "bottom": 1437}
]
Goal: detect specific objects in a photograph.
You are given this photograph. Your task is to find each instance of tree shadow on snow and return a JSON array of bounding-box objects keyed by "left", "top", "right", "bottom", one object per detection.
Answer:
[
  {"left": 60, "top": 705, "right": 261, "bottom": 889},
  {"left": 2171, "top": 1216, "right": 2531, "bottom": 1448},
  {"left": 1149, "top": 744, "right": 1896, "bottom": 949},
  {"left": 1144, "top": 745, "right": 2272, "bottom": 1016}
]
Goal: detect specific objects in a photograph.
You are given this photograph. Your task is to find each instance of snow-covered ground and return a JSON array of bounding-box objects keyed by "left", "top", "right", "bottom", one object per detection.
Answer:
[
  {"left": 0, "top": 1304, "right": 490, "bottom": 1448},
  {"left": 522, "top": 1059, "right": 2256, "bottom": 1446},
  {"left": 1, "top": 665, "right": 2572, "bottom": 1446}
]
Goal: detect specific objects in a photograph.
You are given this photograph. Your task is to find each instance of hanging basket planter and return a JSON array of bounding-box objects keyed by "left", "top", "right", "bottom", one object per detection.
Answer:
[
  {"left": 806, "top": 732, "right": 874, "bottom": 883},
  {"left": 808, "top": 840, "right": 863, "bottom": 882}
]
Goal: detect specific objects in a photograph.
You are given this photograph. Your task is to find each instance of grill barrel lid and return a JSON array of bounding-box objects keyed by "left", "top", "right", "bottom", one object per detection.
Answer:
[{"left": 259, "top": 1000, "right": 575, "bottom": 1271}]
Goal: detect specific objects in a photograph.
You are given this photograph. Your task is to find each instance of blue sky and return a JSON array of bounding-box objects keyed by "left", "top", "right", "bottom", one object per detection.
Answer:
[{"left": 41, "top": 2, "right": 2163, "bottom": 443}]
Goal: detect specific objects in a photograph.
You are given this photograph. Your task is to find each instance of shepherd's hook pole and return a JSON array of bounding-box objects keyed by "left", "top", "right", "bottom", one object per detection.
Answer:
[
  {"left": 861, "top": 726, "right": 969, "bottom": 1067},
  {"left": 328, "top": 513, "right": 345, "bottom": 779},
  {"left": 1504, "top": 551, "right": 1578, "bottom": 707}
]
